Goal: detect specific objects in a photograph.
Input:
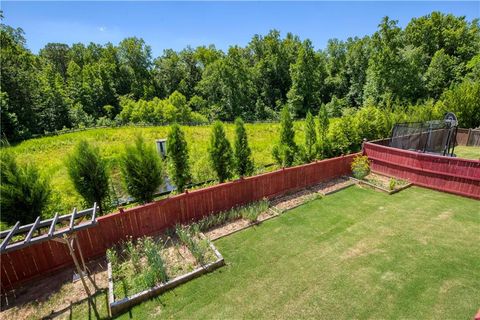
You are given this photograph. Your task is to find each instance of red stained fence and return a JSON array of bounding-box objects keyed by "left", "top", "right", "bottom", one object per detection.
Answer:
[
  {"left": 363, "top": 142, "right": 480, "bottom": 200},
  {"left": 0, "top": 154, "right": 357, "bottom": 292}
]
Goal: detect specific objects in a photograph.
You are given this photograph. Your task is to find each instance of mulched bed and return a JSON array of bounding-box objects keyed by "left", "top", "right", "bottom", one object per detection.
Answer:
[
  {"left": 308, "top": 176, "right": 354, "bottom": 195},
  {"left": 270, "top": 189, "right": 319, "bottom": 212},
  {"left": 205, "top": 208, "right": 278, "bottom": 240}
]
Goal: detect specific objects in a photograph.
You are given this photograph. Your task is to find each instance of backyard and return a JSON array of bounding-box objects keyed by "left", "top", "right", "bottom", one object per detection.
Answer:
[
  {"left": 6, "top": 185, "right": 478, "bottom": 319},
  {"left": 455, "top": 146, "right": 480, "bottom": 160}
]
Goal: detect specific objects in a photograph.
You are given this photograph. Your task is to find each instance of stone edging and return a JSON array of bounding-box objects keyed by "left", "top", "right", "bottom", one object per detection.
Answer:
[{"left": 107, "top": 235, "right": 224, "bottom": 317}]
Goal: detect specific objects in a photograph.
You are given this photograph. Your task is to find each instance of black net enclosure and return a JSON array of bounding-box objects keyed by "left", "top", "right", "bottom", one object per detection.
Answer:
[{"left": 389, "top": 113, "right": 458, "bottom": 157}]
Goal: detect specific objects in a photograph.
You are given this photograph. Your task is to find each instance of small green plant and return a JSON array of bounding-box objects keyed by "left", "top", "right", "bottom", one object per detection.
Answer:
[
  {"left": 142, "top": 237, "right": 168, "bottom": 285},
  {"left": 351, "top": 155, "right": 370, "bottom": 180},
  {"left": 176, "top": 224, "right": 208, "bottom": 265},
  {"left": 125, "top": 238, "right": 141, "bottom": 273},
  {"left": 191, "top": 199, "right": 269, "bottom": 231},
  {"left": 389, "top": 178, "right": 396, "bottom": 191},
  {"left": 106, "top": 248, "right": 119, "bottom": 274}
]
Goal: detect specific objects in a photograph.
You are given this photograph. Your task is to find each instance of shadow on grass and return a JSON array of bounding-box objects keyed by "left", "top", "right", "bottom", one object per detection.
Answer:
[{"left": 42, "top": 289, "right": 108, "bottom": 320}]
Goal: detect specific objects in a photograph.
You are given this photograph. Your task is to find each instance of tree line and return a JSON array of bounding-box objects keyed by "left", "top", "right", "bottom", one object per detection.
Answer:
[{"left": 1, "top": 11, "right": 479, "bottom": 141}]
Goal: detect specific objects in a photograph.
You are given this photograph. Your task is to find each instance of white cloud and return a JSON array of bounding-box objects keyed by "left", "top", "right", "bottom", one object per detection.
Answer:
[{"left": 98, "top": 26, "right": 107, "bottom": 32}]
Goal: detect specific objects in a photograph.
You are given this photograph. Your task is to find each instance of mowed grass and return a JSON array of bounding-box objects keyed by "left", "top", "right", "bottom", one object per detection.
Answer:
[
  {"left": 67, "top": 186, "right": 479, "bottom": 319},
  {"left": 2, "top": 122, "right": 306, "bottom": 216},
  {"left": 455, "top": 146, "right": 480, "bottom": 160}
]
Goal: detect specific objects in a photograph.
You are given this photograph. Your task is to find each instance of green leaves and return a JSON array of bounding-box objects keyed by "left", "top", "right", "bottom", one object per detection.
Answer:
[
  {"left": 208, "top": 121, "right": 233, "bottom": 182},
  {"left": 120, "top": 135, "right": 163, "bottom": 203},
  {"left": 303, "top": 111, "right": 317, "bottom": 163},
  {"left": 272, "top": 106, "right": 298, "bottom": 167},
  {"left": 167, "top": 123, "right": 192, "bottom": 193},
  {"left": 233, "top": 118, "right": 254, "bottom": 177},
  {"left": 0, "top": 153, "right": 51, "bottom": 224},
  {"left": 67, "top": 140, "right": 109, "bottom": 213}
]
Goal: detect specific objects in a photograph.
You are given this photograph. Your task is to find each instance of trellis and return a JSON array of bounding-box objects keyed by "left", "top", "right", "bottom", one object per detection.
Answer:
[{"left": 0, "top": 203, "right": 98, "bottom": 299}]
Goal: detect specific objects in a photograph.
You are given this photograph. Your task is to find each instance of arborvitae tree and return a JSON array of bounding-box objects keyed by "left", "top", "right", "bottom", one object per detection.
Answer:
[
  {"left": 233, "top": 118, "right": 254, "bottom": 177},
  {"left": 167, "top": 123, "right": 191, "bottom": 193},
  {"left": 317, "top": 104, "right": 330, "bottom": 159},
  {"left": 272, "top": 106, "right": 297, "bottom": 167},
  {"left": 67, "top": 140, "right": 109, "bottom": 213},
  {"left": 0, "top": 153, "right": 51, "bottom": 224},
  {"left": 120, "top": 135, "right": 163, "bottom": 203},
  {"left": 208, "top": 121, "right": 233, "bottom": 182},
  {"left": 303, "top": 111, "right": 317, "bottom": 162}
]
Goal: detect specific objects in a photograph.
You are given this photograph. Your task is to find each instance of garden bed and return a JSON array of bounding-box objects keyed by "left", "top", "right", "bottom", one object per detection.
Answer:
[
  {"left": 107, "top": 231, "right": 224, "bottom": 317},
  {"left": 350, "top": 172, "right": 412, "bottom": 194},
  {"left": 270, "top": 189, "right": 320, "bottom": 212},
  {"left": 308, "top": 176, "right": 355, "bottom": 195}
]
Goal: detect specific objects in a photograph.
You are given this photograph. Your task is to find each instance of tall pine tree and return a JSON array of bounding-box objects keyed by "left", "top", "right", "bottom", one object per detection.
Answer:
[
  {"left": 208, "top": 121, "right": 233, "bottom": 182},
  {"left": 303, "top": 111, "right": 317, "bottom": 162},
  {"left": 272, "top": 106, "right": 297, "bottom": 167},
  {"left": 233, "top": 118, "right": 254, "bottom": 177},
  {"left": 167, "top": 123, "right": 191, "bottom": 192}
]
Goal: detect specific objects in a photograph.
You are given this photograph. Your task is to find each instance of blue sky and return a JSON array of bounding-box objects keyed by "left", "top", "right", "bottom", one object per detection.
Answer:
[{"left": 2, "top": 1, "right": 479, "bottom": 57}]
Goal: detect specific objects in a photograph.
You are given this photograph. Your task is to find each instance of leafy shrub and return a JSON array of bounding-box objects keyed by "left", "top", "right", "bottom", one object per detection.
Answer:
[
  {"left": 351, "top": 155, "right": 370, "bottom": 180},
  {"left": 120, "top": 135, "right": 163, "bottom": 203},
  {"left": 0, "top": 153, "right": 51, "bottom": 224},
  {"left": 389, "top": 178, "right": 396, "bottom": 191},
  {"left": 67, "top": 140, "right": 110, "bottom": 214}
]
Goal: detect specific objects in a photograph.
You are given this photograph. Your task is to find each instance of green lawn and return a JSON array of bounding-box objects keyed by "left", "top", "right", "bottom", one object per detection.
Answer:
[
  {"left": 455, "top": 146, "right": 480, "bottom": 160},
  {"left": 68, "top": 186, "right": 480, "bottom": 319}
]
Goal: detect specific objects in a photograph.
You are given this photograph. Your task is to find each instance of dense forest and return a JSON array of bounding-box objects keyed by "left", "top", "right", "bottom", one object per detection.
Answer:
[{"left": 1, "top": 11, "right": 479, "bottom": 141}]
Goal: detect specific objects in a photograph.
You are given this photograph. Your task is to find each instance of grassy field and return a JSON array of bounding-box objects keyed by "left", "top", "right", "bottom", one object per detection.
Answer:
[
  {"left": 455, "top": 146, "right": 480, "bottom": 160},
  {"left": 62, "top": 186, "right": 479, "bottom": 319},
  {"left": 1, "top": 122, "right": 307, "bottom": 217}
]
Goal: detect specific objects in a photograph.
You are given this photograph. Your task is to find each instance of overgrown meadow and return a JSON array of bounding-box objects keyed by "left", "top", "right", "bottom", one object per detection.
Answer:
[{"left": 2, "top": 122, "right": 307, "bottom": 218}]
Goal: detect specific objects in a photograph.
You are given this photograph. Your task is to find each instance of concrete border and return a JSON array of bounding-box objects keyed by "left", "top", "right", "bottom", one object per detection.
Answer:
[{"left": 107, "top": 237, "right": 224, "bottom": 317}]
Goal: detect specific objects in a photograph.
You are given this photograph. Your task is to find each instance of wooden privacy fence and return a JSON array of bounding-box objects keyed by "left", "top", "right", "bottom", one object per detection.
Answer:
[
  {"left": 456, "top": 128, "right": 480, "bottom": 146},
  {"left": 0, "top": 154, "right": 357, "bottom": 292},
  {"left": 363, "top": 141, "right": 480, "bottom": 199}
]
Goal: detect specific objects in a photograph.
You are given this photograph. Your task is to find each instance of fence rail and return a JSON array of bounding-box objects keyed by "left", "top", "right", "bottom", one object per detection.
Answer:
[
  {"left": 0, "top": 154, "right": 357, "bottom": 292},
  {"left": 363, "top": 141, "right": 480, "bottom": 200}
]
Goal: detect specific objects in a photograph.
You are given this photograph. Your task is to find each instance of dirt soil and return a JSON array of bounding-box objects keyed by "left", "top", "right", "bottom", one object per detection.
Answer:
[
  {"left": 363, "top": 173, "right": 408, "bottom": 190},
  {"left": 270, "top": 189, "right": 318, "bottom": 212},
  {"left": 0, "top": 257, "right": 108, "bottom": 320},
  {"left": 308, "top": 176, "right": 354, "bottom": 195},
  {"left": 205, "top": 208, "right": 278, "bottom": 241},
  {"left": 161, "top": 243, "right": 198, "bottom": 278}
]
